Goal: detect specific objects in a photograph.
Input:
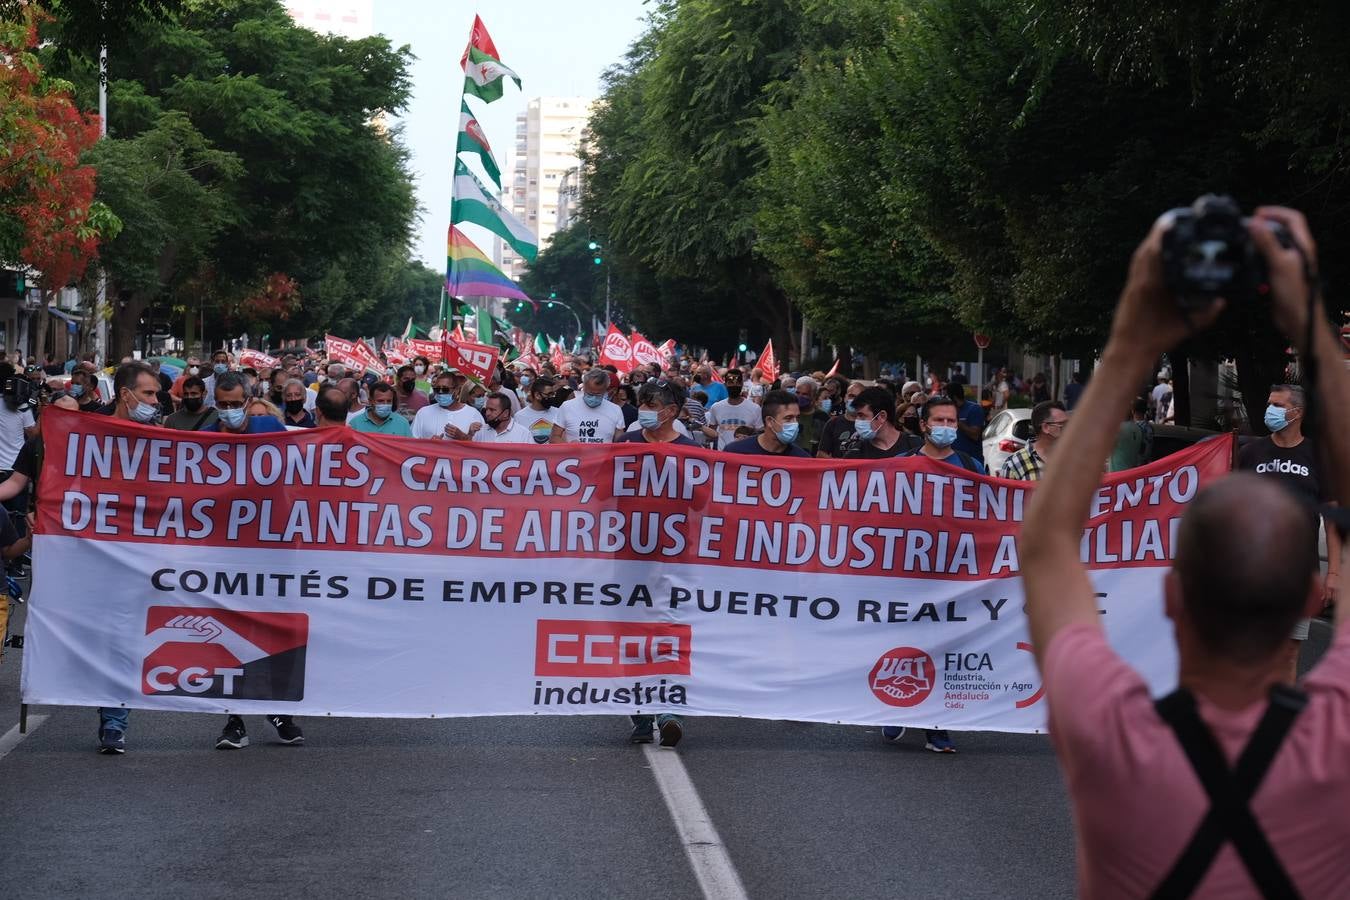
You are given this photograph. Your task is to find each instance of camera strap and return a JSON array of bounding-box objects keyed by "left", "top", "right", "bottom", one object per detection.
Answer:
[{"left": 1149, "top": 685, "right": 1306, "bottom": 899}]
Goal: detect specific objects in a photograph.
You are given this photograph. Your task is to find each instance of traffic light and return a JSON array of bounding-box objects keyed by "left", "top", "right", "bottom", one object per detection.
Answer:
[
  {"left": 549, "top": 291, "right": 557, "bottom": 299},
  {"left": 593, "top": 256, "right": 603, "bottom": 265},
  {"left": 738, "top": 343, "right": 748, "bottom": 353},
  {"left": 548, "top": 302, "right": 555, "bottom": 309},
  {"left": 588, "top": 242, "right": 598, "bottom": 250}
]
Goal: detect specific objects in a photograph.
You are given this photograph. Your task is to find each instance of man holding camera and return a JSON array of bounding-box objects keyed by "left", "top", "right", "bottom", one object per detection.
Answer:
[{"left": 1021, "top": 206, "right": 1350, "bottom": 897}]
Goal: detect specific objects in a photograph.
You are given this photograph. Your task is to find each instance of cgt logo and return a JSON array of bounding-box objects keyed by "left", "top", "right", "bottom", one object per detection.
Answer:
[
  {"left": 142, "top": 608, "right": 308, "bottom": 701},
  {"left": 535, "top": 619, "right": 691, "bottom": 678},
  {"left": 869, "top": 647, "right": 936, "bottom": 708}
]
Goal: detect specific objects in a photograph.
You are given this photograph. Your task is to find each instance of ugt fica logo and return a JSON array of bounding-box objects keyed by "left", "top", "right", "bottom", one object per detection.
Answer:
[
  {"left": 142, "top": 607, "right": 308, "bottom": 701},
  {"left": 869, "top": 647, "right": 936, "bottom": 708}
]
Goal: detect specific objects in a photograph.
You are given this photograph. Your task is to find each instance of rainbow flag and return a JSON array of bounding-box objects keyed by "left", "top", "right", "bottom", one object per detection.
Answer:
[{"left": 447, "top": 225, "right": 532, "bottom": 303}]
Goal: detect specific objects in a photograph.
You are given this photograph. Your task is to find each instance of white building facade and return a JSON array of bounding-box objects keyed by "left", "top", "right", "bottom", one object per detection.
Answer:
[{"left": 499, "top": 97, "right": 593, "bottom": 280}]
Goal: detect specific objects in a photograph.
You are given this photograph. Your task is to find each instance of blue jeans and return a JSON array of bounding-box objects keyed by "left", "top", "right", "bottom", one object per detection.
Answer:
[{"left": 99, "top": 707, "right": 128, "bottom": 733}]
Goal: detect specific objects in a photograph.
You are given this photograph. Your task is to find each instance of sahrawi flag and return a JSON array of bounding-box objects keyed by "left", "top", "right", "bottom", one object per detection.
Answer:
[
  {"left": 457, "top": 100, "right": 501, "bottom": 188},
  {"left": 452, "top": 158, "right": 537, "bottom": 262},
  {"left": 461, "top": 15, "right": 521, "bottom": 105}
]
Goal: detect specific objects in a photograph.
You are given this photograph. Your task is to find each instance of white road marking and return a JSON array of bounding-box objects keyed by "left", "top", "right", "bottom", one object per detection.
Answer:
[
  {"left": 0, "top": 715, "right": 48, "bottom": 763},
  {"left": 643, "top": 744, "right": 750, "bottom": 900}
]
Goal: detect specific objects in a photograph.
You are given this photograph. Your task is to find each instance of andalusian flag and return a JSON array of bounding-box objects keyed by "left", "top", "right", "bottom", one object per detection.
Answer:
[
  {"left": 452, "top": 157, "right": 537, "bottom": 261},
  {"left": 463, "top": 45, "right": 521, "bottom": 103},
  {"left": 446, "top": 225, "right": 532, "bottom": 303},
  {"left": 457, "top": 100, "right": 501, "bottom": 188}
]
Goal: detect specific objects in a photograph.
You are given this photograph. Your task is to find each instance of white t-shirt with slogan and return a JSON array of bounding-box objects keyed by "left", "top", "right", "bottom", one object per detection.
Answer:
[
  {"left": 556, "top": 396, "right": 625, "bottom": 443},
  {"left": 706, "top": 398, "right": 763, "bottom": 450}
]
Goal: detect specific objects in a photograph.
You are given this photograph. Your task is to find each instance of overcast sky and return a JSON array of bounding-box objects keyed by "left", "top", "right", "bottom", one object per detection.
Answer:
[{"left": 375, "top": 1, "right": 652, "bottom": 272}]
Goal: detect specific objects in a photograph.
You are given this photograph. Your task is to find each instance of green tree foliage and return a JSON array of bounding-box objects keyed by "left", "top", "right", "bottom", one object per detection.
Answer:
[{"left": 43, "top": 0, "right": 421, "bottom": 355}]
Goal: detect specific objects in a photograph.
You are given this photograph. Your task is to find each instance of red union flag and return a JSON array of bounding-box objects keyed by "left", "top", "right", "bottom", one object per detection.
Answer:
[
  {"left": 325, "top": 335, "right": 383, "bottom": 376},
  {"left": 238, "top": 349, "right": 280, "bottom": 370},
  {"left": 759, "top": 339, "right": 779, "bottom": 383},
  {"left": 630, "top": 331, "right": 661, "bottom": 367},
  {"left": 657, "top": 339, "right": 676, "bottom": 368},
  {"left": 442, "top": 334, "right": 499, "bottom": 385},
  {"left": 408, "top": 338, "right": 444, "bottom": 364},
  {"left": 599, "top": 324, "right": 635, "bottom": 373}
]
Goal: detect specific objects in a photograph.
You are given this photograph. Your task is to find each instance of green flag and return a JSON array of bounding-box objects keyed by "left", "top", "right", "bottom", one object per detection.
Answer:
[
  {"left": 457, "top": 100, "right": 502, "bottom": 188},
  {"left": 463, "top": 45, "right": 521, "bottom": 103},
  {"left": 451, "top": 158, "right": 538, "bottom": 262}
]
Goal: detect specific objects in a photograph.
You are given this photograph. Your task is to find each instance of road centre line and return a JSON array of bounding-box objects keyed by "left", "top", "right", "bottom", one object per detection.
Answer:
[{"left": 643, "top": 744, "right": 750, "bottom": 900}]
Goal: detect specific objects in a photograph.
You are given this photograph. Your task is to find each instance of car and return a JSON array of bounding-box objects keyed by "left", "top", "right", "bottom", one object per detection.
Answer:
[{"left": 983, "top": 408, "right": 1032, "bottom": 473}]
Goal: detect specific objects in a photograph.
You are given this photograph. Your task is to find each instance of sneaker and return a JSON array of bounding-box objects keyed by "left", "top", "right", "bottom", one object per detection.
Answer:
[
  {"left": 97, "top": 728, "right": 125, "bottom": 755},
  {"left": 215, "top": 716, "right": 249, "bottom": 750},
  {"left": 268, "top": 715, "right": 304, "bottom": 745},
  {"left": 658, "top": 716, "right": 683, "bottom": 748},
  {"left": 880, "top": 726, "right": 907, "bottom": 744},
  {"left": 924, "top": 729, "right": 957, "bottom": 753},
  {"left": 629, "top": 719, "right": 655, "bottom": 744}
]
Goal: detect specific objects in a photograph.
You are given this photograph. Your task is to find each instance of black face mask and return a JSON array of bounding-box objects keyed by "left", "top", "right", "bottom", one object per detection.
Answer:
[
  {"left": 400, "top": 379, "right": 414, "bottom": 392},
  {"left": 726, "top": 385, "right": 743, "bottom": 398},
  {"left": 182, "top": 396, "right": 204, "bottom": 413},
  {"left": 285, "top": 399, "right": 305, "bottom": 415}
]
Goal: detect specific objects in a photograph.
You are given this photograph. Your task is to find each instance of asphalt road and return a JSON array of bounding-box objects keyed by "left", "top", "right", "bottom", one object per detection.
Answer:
[{"left": 2, "top": 604, "right": 1330, "bottom": 900}]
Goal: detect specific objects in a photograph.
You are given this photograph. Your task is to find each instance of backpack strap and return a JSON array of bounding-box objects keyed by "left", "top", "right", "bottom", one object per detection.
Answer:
[{"left": 1149, "top": 685, "right": 1306, "bottom": 899}]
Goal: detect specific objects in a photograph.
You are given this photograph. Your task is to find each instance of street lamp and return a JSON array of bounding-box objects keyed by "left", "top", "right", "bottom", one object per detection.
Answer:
[{"left": 529, "top": 294, "right": 583, "bottom": 343}]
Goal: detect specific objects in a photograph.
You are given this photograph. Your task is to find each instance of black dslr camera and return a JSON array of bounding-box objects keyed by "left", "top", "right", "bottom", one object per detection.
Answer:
[
  {"left": 1160, "top": 194, "right": 1293, "bottom": 310},
  {"left": 1, "top": 375, "right": 32, "bottom": 411}
]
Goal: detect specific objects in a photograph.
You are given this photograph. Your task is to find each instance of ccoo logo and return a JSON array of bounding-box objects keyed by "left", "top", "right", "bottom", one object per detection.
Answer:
[
  {"left": 142, "top": 607, "right": 308, "bottom": 701},
  {"left": 869, "top": 647, "right": 936, "bottom": 707}
]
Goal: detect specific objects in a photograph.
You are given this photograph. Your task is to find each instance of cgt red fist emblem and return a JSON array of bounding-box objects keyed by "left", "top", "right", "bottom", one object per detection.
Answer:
[{"left": 869, "top": 647, "right": 936, "bottom": 707}]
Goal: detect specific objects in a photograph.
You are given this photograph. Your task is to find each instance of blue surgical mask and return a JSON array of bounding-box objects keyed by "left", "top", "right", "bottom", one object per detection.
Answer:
[
  {"left": 520, "top": 376, "right": 532, "bottom": 387},
  {"left": 130, "top": 400, "right": 158, "bottom": 423},
  {"left": 819, "top": 398, "right": 833, "bottom": 414},
  {"left": 854, "top": 416, "right": 876, "bottom": 441},
  {"left": 374, "top": 403, "right": 393, "bottom": 419},
  {"left": 435, "top": 393, "right": 455, "bottom": 408},
  {"left": 1264, "top": 404, "right": 1290, "bottom": 433},
  {"left": 929, "top": 425, "right": 958, "bottom": 448},
  {"left": 69, "top": 384, "right": 84, "bottom": 398},
  {"left": 775, "top": 422, "right": 799, "bottom": 445},
  {"left": 213, "top": 363, "right": 228, "bottom": 376},
  {"left": 583, "top": 393, "right": 604, "bottom": 409},
  {"left": 220, "top": 407, "right": 246, "bottom": 429},
  {"left": 637, "top": 409, "right": 661, "bottom": 430},
  {"left": 473, "top": 396, "right": 487, "bottom": 410}
]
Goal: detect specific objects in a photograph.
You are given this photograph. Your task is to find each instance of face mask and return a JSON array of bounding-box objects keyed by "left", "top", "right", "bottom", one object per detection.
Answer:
[
  {"left": 188, "top": 366, "right": 200, "bottom": 376},
  {"left": 414, "top": 365, "right": 426, "bottom": 376},
  {"left": 726, "top": 385, "right": 742, "bottom": 399},
  {"left": 929, "top": 425, "right": 958, "bottom": 448},
  {"left": 637, "top": 409, "right": 661, "bottom": 430},
  {"left": 487, "top": 414, "right": 508, "bottom": 429},
  {"left": 1264, "top": 405, "right": 1290, "bottom": 433},
  {"left": 583, "top": 393, "right": 604, "bottom": 409},
  {"left": 774, "top": 422, "right": 800, "bottom": 445},
  {"left": 69, "top": 384, "right": 84, "bottom": 398},
  {"left": 819, "top": 398, "right": 833, "bottom": 414},
  {"left": 400, "top": 379, "right": 414, "bottom": 392},
  {"left": 220, "top": 407, "right": 247, "bottom": 429},
  {"left": 797, "top": 394, "right": 812, "bottom": 409},
  {"left": 473, "top": 396, "right": 486, "bottom": 410},
  {"left": 435, "top": 393, "right": 455, "bottom": 408},
  {"left": 854, "top": 416, "right": 876, "bottom": 441},
  {"left": 374, "top": 403, "right": 393, "bottom": 419},
  {"left": 284, "top": 399, "right": 305, "bottom": 415},
  {"left": 130, "top": 400, "right": 158, "bottom": 423},
  {"left": 183, "top": 396, "right": 204, "bottom": 413},
  {"left": 520, "top": 376, "right": 532, "bottom": 387},
  {"left": 213, "top": 363, "right": 228, "bottom": 376}
]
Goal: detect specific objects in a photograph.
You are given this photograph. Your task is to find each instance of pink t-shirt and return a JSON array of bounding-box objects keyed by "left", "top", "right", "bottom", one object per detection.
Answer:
[{"left": 1046, "top": 622, "right": 1350, "bottom": 899}]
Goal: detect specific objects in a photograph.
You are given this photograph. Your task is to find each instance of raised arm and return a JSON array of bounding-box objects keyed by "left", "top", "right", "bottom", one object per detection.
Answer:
[{"left": 1019, "top": 220, "right": 1223, "bottom": 669}]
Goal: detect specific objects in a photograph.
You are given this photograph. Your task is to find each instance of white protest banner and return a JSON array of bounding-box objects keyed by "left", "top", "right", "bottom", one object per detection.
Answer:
[{"left": 21, "top": 410, "right": 1232, "bottom": 731}]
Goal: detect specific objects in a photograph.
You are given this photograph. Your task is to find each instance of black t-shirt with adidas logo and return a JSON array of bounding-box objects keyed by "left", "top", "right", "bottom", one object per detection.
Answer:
[{"left": 1237, "top": 435, "right": 1325, "bottom": 515}]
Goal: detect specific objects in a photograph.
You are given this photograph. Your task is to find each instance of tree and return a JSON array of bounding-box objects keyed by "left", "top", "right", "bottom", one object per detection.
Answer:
[{"left": 47, "top": 0, "right": 418, "bottom": 355}]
